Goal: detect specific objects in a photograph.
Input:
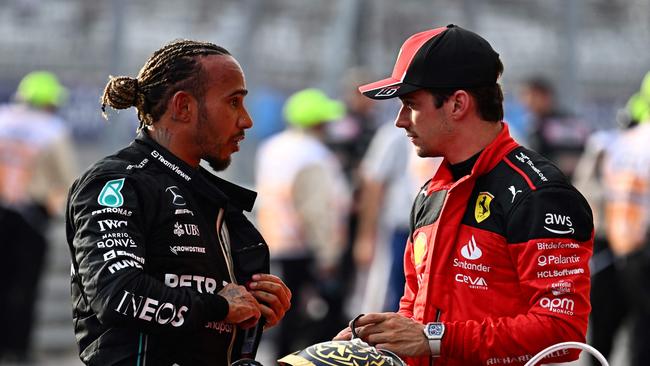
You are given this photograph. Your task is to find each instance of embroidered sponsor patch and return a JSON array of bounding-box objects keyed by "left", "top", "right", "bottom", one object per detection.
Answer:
[
  {"left": 474, "top": 192, "right": 493, "bottom": 223},
  {"left": 98, "top": 178, "right": 125, "bottom": 208},
  {"left": 413, "top": 232, "right": 427, "bottom": 266}
]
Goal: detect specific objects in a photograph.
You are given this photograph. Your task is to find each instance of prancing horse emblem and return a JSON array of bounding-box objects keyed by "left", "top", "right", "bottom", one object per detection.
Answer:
[
  {"left": 474, "top": 192, "right": 494, "bottom": 223},
  {"left": 166, "top": 186, "right": 186, "bottom": 206}
]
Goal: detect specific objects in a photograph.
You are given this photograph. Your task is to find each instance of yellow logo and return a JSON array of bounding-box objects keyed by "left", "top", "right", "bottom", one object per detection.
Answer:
[
  {"left": 413, "top": 232, "right": 427, "bottom": 266},
  {"left": 474, "top": 192, "right": 494, "bottom": 223}
]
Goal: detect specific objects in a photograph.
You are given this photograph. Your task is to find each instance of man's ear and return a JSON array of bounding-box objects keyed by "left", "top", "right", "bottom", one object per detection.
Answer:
[
  {"left": 169, "top": 91, "right": 197, "bottom": 123},
  {"left": 449, "top": 90, "right": 471, "bottom": 119}
]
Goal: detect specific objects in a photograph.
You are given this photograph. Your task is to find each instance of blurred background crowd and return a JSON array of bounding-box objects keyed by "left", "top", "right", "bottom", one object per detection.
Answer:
[{"left": 0, "top": 0, "right": 649, "bottom": 365}]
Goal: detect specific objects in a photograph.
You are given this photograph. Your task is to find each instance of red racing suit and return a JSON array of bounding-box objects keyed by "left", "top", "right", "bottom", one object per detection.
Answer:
[{"left": 400, "top": 124, "right": 594, "bottom": 366}]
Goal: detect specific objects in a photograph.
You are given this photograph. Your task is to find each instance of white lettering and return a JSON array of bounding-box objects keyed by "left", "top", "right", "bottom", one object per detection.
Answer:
[
  {"left": 98, "top": 219, "right": 128, "bottom": 232},
  {"left": 545, "top": 213, "right": 573, "bottom": 227},
  {"left": 139, "top": 298, "right": 158, "bottom": 321},
  {"left": 164, "top": 273, "right": 217, "bottom": 294},
  {"left": 374, "top": 87, "right": 399, "bottom": 97},
  {"left": 536, "top": 267, "right": 585, "bottom": 278},
  {"left": 540, "top": 297, "right": 575, "bottom": 315},
  {"left": 91, "top": 207, "right": 133, "bottom": 216},
  {"left": 108, "top": 259, "right": 143, "bottom": 273},
  {"left": 151, "top": 150, "right": 191, "bottom": 181},
  {"left": 536, "top": 242, "right": 580, "bottom": 250},
  {"left": 155, "top": 302, "right": 176, "bottom": 325},
  {"left": 97, "top": 238, "right": 137, "bottom": 248},
  {"left": 453, "top": 258, "right": 491, "bottom": 272},
  {"left": 114, "top": 291, "right": 187, "bottom": 327},
  {"left": 455, "top": 273, "right": 488, "bottom": 290},
  {"left": 537, "top": 255, "right": 581, "bottom": 267},
  {"left": 169, "top": 245, "right": 206, "bottom": 255},
  {"left": 204, "top": 321, "right": 234, "bottom": 333}
]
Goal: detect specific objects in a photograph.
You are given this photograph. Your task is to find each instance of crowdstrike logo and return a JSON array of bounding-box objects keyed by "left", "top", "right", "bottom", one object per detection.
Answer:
[
  {"left": 460, "top": 235, "right": 482, "bottom": 260},
  {"left": 169, "top": 245, "right": 206, "bottom": 255}
]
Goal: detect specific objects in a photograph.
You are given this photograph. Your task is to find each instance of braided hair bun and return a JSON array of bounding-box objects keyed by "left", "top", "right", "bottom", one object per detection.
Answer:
[{"left": 101, "top": 76, "right": 140, "bottom": 116}]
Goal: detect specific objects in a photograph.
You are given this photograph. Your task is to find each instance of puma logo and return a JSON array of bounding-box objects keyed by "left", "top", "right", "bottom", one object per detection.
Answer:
[{"left": 508, "top": 185, "right": 522, "bottom": 203}]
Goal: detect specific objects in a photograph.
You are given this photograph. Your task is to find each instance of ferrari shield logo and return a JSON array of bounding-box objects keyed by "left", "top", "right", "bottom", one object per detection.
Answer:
[{"left": 474, "top": 192, "right": 494, "bottom": 223}]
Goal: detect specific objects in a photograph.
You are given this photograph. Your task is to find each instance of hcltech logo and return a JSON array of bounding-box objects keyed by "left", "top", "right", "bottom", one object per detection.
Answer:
[{"left": 98, "top": 178, "right": 125, "bottom": 208}]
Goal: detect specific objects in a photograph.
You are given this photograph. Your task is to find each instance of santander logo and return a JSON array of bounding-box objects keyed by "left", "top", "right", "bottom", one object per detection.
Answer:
[{"left": 460, "top": 235, "right": 482, "bottom": 260}]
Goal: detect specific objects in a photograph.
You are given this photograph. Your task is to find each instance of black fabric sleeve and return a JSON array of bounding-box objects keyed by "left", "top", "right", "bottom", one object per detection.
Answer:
[{"left": 69, "top": 174, "right": 228, "bottom": 333}]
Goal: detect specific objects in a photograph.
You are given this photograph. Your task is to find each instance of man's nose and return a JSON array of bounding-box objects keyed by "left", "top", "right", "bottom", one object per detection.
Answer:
[
  {"left": 240, "top": 109, "right": 253, "bottom": 129},
  {"left": 394, "top": 105, "right": 410, "bottom": 129}
]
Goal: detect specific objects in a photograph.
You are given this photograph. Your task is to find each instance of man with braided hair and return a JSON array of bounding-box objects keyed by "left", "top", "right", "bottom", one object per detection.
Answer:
[{"left": 66, "top": 39, "right": 291, "bottom": 365}]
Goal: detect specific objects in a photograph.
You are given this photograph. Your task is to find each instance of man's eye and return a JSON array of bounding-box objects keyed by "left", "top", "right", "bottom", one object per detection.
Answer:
[{"left": 230, "top": 99, "right": 240, "bottom": 107}]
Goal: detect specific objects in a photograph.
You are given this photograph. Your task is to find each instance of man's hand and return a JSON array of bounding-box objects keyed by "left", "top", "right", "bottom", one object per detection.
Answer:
[
  {"left": 218, "top": 283, "right": 261, "bottom": 329},
  {"left": 334, "top": 313, "right": 430, "bottom": 358},
  {"left": 246, "top": 274, "right": 292, "bottom": 328}
]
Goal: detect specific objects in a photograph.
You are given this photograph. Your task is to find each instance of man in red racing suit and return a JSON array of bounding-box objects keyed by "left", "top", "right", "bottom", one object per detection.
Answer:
[{"left": 334, "top": 24, "right": 593, "bottom": 366}]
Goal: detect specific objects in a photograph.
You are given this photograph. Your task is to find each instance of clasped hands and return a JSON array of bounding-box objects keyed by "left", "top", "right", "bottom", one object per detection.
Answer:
[{"left": 218, "top": 273, "right": 291, "bottom": 329}]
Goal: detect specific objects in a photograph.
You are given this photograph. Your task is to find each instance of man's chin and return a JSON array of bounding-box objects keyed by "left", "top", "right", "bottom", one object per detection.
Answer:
[{"left": 206, "top": 157, "right": 231, "bottom": 172}]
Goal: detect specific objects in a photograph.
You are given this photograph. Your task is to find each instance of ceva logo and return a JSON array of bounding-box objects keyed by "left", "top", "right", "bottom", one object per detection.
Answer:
[{"left": 460, "top": 235, "right": 482, "bottom": 260}]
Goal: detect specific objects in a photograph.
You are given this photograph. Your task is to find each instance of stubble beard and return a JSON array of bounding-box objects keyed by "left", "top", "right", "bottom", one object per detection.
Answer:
[{"left": 196, "top": 102, "right": 231, "bottom": 172}]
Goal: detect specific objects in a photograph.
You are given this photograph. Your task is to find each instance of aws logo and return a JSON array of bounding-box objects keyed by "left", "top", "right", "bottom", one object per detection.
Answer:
[{"left": 543, "top": 213, "right": 574, "bottom": 235}]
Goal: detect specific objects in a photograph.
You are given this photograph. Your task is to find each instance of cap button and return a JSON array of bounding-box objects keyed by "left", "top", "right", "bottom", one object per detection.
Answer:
[{"left": 447, "top": 24, "right": 455, "bottom": 28}]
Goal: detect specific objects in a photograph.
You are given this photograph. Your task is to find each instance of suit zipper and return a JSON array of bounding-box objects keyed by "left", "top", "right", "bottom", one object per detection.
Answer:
[{"left": 216, "top": 208, "right": 238, "bottom": 365}]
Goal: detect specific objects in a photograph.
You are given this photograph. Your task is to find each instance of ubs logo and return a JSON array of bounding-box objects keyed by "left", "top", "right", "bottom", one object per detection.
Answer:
[{"left": 166, "top": 186, "right": 186, "bottom": 206}]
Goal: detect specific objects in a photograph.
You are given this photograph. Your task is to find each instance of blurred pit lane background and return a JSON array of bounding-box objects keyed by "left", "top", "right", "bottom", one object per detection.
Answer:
[{"left": 0, "top": 0, "right": 648, "bottom": 365}]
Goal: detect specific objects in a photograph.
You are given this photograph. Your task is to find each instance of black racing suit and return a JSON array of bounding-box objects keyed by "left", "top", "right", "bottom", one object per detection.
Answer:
[{"left": 66, "top": 132, "right": 269, "bottom": 365}]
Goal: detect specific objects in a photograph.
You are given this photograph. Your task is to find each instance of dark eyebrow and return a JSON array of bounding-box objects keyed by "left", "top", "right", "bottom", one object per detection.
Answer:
[{"left": 227, "top": 89, "right": 248, "bottom": 98}]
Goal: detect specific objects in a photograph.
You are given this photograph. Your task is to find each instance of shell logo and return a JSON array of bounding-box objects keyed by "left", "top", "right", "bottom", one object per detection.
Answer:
[{"left": 413, "top": 231, "right": 427, "bottom": 266}]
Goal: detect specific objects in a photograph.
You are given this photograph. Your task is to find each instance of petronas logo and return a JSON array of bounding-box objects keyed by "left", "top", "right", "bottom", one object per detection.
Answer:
[{"left": 97, "top": 178, "right": 125, "bottom": 207}]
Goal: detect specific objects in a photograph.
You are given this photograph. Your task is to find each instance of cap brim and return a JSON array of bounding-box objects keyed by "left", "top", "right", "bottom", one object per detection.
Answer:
[{"left": 358, "top": 77, "right": 421, "bottom": 100}]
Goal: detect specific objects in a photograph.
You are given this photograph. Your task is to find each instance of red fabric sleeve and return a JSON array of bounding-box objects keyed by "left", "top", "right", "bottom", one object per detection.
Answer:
[
  {"left": 398, "top": 237, "right": 416, "bottom": 319},
  {"left": 443, "top": 185, "right": 594, "bottom": 365},
  {"left": 443, "top": 235, "right": 592, "bottom": 364}
]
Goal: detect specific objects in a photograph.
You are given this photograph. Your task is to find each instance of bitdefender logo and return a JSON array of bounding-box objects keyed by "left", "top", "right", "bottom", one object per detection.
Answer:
[{"left": 460, "top": 235, "right": 482, "bottom": 260}]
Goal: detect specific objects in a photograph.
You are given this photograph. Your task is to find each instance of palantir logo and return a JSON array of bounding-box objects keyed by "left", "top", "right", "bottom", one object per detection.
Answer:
[
  {"left": 98, "top": 178, "right": 125, "bottom": 208},
  {"left": 460, "top": 235, "right": 482, "bottom": 260}
]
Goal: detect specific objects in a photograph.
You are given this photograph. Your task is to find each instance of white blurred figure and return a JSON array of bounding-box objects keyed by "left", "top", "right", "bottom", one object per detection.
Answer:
[
  {"left": 352, "top": 121, "right": 442, "bottom": 313},
  {"left": 0, "top": 71, "right": 75, "bottom": 363},
  {"left": 255, "top": 88, "right": 351, "bottom": 357},
  {"left": 600, "top": 72, "right": 650, "bottom": 366}
]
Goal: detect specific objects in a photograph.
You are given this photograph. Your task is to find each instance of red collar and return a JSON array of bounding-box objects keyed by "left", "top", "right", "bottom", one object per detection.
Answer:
[{"left": 428, "top": 122, "right": 519, "bottom": 192}]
